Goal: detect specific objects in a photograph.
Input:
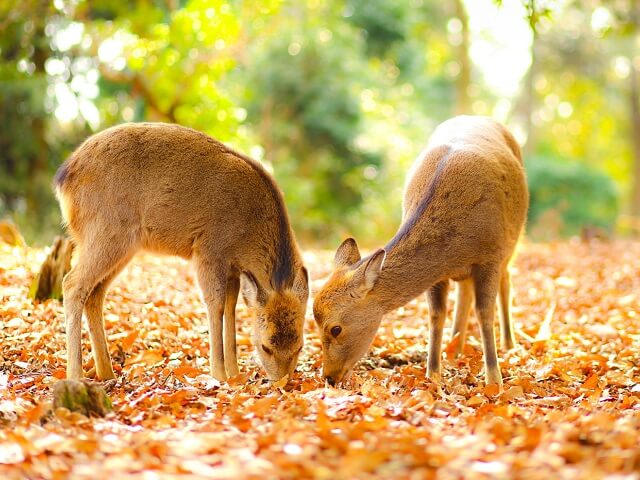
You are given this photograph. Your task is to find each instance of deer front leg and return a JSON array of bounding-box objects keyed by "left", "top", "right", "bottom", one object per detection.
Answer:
[
  {"left": 224, "top": 275, "right": 240, "bottom": 377},
  {"left": 426, "top": 281, "right": 449, "bottom": 382},
  {"left": 196, "top": 259, "right": 228, "bottom": 382}
]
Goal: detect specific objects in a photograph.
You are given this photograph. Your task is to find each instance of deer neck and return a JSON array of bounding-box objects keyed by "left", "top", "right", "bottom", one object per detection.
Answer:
[{"left": 368, "top": 237, "right": 441, "bottom": 313}]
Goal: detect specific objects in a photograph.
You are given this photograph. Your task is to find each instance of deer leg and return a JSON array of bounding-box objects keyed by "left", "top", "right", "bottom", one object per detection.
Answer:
[
  {"left": 472, "top": 264, "right": 503, "bottom": 388},
  {"left": 426, "top": 281, "right": 450, "bottom": 382},
  {"left": 451, "top": 278, "right": 474, "bottom": 357},
  {"left": 224, "top": 274, "right": 240, "bottom": 377},
  {"left": 63, "top": 241, "right": 133, "bottom": 380},
  {"left": 498, "top": 267, "right": 516, "bottom": 350},
  {"left": 84, "top": 256, "right": 132, "bottom": 380},
  {"left": 195, "top": 258, "right": 228, "bottom": 381}
]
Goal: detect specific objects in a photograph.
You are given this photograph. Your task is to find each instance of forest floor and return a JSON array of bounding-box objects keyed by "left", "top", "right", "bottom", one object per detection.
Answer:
[{"left": 0, "top": 240, "right": 639, "bottom": 479}]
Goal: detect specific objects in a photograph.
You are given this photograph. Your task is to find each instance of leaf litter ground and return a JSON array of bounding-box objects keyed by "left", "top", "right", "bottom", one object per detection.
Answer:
[{"left": 0, "top": 240, "right": 639, "bottom": 479}]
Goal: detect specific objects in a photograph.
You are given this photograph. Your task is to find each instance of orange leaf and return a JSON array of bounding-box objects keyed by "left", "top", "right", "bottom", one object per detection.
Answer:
[
  {"left": 467, "top": 395, "right": 486, "bottom": 407},
  {"left": 484, "top": 384, "right": 501, "bottom": 397},
  {"left": 173, "top": 365, "right": 201, "bottom": 379},
  {"left": 22, "top": 402, "right": 48, "bottom": 424},
  {"left": 444, "top": 333, "right": 461, "bottom": 359},
  {"left": 162, "top": 389, "right": 196, "bottom": 405},
  {"left": 582, "top": 373, "right": 599, "bottom": 390},
  {"left": 534, "top": 301, "right": 556, "bottom": 342},
  {"left": 125, "top": 349, "right": 165, "bottom": 367},
  {"left": 501, "top": 386, "right": 525, "bottom": 402},
  {"left": 121, "top": 330, "right": 138, "bottom": 350}
]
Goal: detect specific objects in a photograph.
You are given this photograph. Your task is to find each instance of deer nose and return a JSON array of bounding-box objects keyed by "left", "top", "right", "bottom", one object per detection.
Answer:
[{"left": 325, "top": 376, "right": 336, "bottom": 386}]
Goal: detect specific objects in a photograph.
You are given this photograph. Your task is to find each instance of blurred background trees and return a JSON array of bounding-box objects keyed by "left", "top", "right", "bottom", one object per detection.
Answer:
[{"left": 0, "top": 0, "right": 638, "bottom": 246}]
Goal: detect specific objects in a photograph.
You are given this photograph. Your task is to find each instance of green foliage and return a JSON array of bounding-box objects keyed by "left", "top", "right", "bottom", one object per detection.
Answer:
[
  {"left": 527, "top": 153, "right": 619, "bottom": 236},
  {"left": 239, "top": 0, "right": 461, "bottom": 244},
  {"left": 82, "top": 0, "right": 243, "bottom": 140},
  {"left": 0, "top": 1, "right": 68, "bottom": 242},
  {"left": 244, "top": 19, "right": 383, "bottom": 241},
  {"left": 0, "top": 0, "right": 634, "bottom": 245},
  {"left": 346, "top": 0, "right": 408, "bottom": 57},
  {"left": 0, "top": 78, "right": 43, "bottom": 202}
]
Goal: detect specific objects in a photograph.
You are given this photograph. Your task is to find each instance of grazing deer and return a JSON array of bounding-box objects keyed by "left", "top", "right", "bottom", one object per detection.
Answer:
[
  {"left": 313, "top": 116, "right": 528, "bottom": 388},
  {"left": 54, "top": 122, "right": 309, "bottom": 382}
]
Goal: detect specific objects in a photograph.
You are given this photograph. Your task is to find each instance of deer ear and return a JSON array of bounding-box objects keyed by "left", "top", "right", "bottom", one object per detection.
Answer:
[
  {"left": 292, "top": 266, "right": 310, "bottom": 304},
  {"left": 334, "top": 238, "right": 361, "bottom": 267},
  {"left": 358, "top": 249, "right": 386, "bottom": 293},
  {"left": 241, "top": 272, "right": 267, "bottom": 307}
]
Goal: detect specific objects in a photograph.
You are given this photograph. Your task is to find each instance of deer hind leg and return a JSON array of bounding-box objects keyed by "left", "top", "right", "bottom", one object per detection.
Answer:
[
  {"left": 224, "top": 274, "right": 240, "bottom": 377},
  {"left": 472, "top": 264, "right": 503, "bottom": 388},
  {"left": 195, "top": 258, "right": 228, "bottom": 381},
  {"left": 451, "top": 278, "right": 474, "bottom": 357},
  {"left": 84, "top": 255, "right": 133, "bottom": 380},
  {"left": 426, "top": 280, "right": 450, "bottom": 382},
  {"left": 498, "top": 267, "right": 516, "bottom": 350},
  {"left": 63, "top": 239, "right": 134, "bottom": 380}
]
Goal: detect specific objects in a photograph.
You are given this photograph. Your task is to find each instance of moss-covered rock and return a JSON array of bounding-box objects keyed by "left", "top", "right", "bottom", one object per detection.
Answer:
[{"left": 52, "top": 380, "right": 112, "bottom": 417}]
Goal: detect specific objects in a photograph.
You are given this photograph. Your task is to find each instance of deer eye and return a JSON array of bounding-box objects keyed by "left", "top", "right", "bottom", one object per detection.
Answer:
[
  {"left": 262, "top": 344, "right": 273, "bottom": 355},
  {"left": 330, "top": 326, "right": 342, "bottom": 338}
]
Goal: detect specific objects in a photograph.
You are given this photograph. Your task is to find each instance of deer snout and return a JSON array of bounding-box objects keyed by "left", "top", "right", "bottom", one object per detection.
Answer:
[
  {"left": 266, "top": 354, "right": 298, "bottom": 382},
  {"left": 323, "top": 366, "right": 346, "bottom": 386}
]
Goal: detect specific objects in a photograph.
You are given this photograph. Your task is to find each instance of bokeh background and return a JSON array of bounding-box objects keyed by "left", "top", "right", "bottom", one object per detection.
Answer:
[{"left": 1, "top": 0, "right": 638, "bottom": 246}]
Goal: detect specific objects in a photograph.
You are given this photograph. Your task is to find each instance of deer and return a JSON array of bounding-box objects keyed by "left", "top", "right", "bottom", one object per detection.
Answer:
[
  {"left": 54, "top": 122, "right": 309, "bottom": 383},
  {"left": 313, "top": 116, "right": 528, "bottom": 389}
]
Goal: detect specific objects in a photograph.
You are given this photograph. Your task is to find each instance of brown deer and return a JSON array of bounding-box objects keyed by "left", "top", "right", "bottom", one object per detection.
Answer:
[
  {"left": 54, "top": 122, "right": 309, "bottom": 382},
  {"left": 313, "top": 116, "right": 528, "bottom": 388}
]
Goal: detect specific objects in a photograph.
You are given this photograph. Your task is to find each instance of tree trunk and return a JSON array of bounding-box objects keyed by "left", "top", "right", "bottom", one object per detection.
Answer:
[
  {"left": 521, "top": 31, "right": 537, "bottom": 157},
  {"left": 26, "top": 1, "right": 50, "bottom": 222},
  {"left": 454, "top": 0, "right": 471, "bottom": 115}
]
